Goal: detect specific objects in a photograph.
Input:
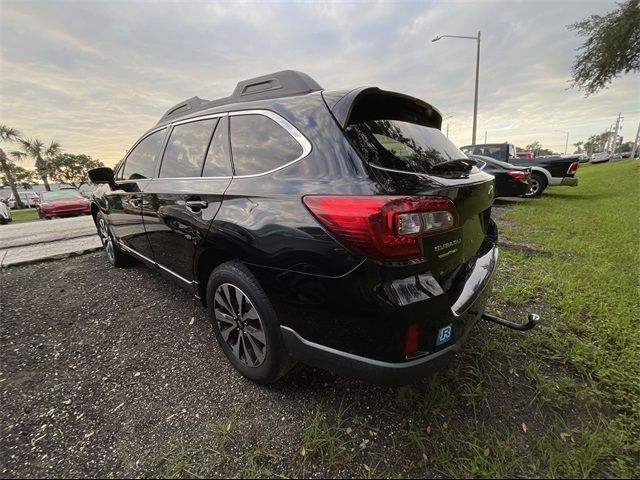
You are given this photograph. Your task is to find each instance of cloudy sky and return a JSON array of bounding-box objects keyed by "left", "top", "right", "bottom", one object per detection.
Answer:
[{"left": 1, "top": 0, "right": 638, "bottom": 167}]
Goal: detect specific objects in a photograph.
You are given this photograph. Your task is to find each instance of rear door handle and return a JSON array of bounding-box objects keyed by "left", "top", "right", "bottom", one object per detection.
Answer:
[{"left": 185, "top": 198, "right": 208, "bottom": 211}]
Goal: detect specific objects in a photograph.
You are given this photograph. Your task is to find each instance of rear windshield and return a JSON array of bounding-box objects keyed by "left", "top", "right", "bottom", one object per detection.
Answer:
[
  {"left": 41, "top": 190, "right": 82, "bottom": 201},
  {"left": 345, "top": 120, "right": 466, "bottom": 173}
]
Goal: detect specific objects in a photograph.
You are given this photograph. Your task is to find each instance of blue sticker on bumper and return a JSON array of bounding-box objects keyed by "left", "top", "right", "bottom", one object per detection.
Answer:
[{"left": 436, "top": 324, "right": 453, "bottom": 346}]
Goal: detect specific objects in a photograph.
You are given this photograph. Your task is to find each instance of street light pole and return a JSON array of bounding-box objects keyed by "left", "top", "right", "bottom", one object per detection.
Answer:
[
  {"left": 432, "top": 31, "right": 481, "bottom": 145},
  {"left": 473, "top": 30, "right": 481, "bottom": 145},
  {"left": 557, "top": 130, "right": 569, "bottom": 154}
]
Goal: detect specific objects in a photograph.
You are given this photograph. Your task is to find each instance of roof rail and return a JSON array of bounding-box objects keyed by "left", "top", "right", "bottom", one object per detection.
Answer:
[{"left": 157, "top": 70, "right": 323, "bottom": 125}]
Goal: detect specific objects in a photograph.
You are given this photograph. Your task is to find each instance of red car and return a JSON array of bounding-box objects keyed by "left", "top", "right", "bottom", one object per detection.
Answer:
[{"left": 36, "top": 190, "right": 91, "bottom": 219}]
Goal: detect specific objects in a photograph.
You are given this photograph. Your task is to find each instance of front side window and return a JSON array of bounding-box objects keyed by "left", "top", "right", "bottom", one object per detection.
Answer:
[
  {"left": 121, "top": 129, "right": 166, "bottom": 180},
  {"left": 160, "top": 119, "right": 218, "bottom": 178},
  {"left": 346, "top": 120, "right": 466, "bottom": 174},
  {"left": 230, "top": 114, "right": 302, "bottom": 176}
]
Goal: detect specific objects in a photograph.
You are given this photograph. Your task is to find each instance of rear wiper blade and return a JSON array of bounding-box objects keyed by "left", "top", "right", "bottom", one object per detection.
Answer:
[{"left": 427, "top": 158, "right": 477, "bottom": 172}]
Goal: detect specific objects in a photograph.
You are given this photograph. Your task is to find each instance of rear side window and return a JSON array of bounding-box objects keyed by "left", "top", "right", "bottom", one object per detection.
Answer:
[
  {"left": 202, "top": 117, "right": 232, "bottom": 177},
  {"left": 160, "top": 119, "right": 218, "bottom": 178},
  {"left": 230, "top": 114, "right": 302, "bottom": 176},
  {"left": 346, "top": 120, "right": 465, "bottom": 174},
  {"left": 121, "top": 129, "right": 166, "bottom": 180}
]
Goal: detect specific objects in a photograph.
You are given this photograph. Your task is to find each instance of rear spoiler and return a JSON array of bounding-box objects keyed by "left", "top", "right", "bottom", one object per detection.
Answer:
[{"left": 322, "top": 87, "right": 443, "bottom": 130}]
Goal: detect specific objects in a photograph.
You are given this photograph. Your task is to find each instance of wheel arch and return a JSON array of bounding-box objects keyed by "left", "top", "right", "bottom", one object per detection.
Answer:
[
  {"left": 530, "top": 167, "right": 551, "bottom": 185},
  {"left": 195, "top": 247, "right": 235, "bottom": 306}
]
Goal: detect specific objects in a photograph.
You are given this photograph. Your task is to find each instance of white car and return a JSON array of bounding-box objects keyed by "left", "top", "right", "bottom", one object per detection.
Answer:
[
  {"left": 7, "top": 191, "right": 40, "bottom": 208},
  {"left": 590, "top": 152, "right": 610, "bottom": 164},
  {"left": 0, "top": 201, "right": 12, "bottom": 224}
]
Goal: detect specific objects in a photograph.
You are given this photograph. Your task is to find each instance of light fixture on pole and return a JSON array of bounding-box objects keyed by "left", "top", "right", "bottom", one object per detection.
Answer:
[{"left": 432, "top": 31, "right": 481, "bottom": 145}]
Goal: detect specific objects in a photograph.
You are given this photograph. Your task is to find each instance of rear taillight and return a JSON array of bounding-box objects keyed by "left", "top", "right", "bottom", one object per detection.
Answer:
[
  {"left": 302, "top": 195, "right": 457, "bottom": 261},
  {"left": 567, "top": 161, "right": 579, "bottom": 174},
  {"left": 507, "top": 171, "right": 530, "bottom": 180}
]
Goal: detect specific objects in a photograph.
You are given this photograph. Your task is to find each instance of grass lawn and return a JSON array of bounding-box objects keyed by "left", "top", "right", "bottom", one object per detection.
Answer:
[
  {"left": 154, "top": 161, "right": 639, "bottom": 479},
  {"left": 9, "top": 208, "right": 40, "bottom": 223}
]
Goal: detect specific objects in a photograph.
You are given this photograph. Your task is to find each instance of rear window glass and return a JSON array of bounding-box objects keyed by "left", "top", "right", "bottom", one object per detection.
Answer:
[
  {"left": 461, "top": 145, "right": 507, "bottom": 161},
  {"left": 345, "top": 120, "right": 466, "bottom": 173},
  {"left": 230, "top": 114, "right": 302, "bottom": 176},
  {"left": 41, "top": 190, "right": 82, "bottom": 201}
]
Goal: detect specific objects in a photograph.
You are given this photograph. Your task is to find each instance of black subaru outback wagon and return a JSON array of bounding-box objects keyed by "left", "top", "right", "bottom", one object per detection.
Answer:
[{"left": 89, "top": 70, "right": 533, "bottom": 385}]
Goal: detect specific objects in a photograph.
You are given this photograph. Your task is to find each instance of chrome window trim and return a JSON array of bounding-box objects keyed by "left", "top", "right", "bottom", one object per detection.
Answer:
[
  {"left": 118, "top": 109, "right": 312, "bottom": 182},
  {"left": 172, "top": 112, "right": 227, "bottom": 126}
]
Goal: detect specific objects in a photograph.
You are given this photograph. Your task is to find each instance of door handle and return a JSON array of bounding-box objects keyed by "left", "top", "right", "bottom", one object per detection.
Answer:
[{"left": 185, "top": 198, "right": 208, "bottom": 212}]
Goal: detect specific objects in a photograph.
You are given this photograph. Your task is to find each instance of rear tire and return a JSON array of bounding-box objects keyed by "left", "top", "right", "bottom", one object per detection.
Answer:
[
  {"left": 206, "top": 261, "right": 294, "bottom": 384},
  {"left": 96, "top": 211, "right": 134, "bottom": 267},
  {"left": 524, "top": 173, "right": 547, "bottom": 197}
]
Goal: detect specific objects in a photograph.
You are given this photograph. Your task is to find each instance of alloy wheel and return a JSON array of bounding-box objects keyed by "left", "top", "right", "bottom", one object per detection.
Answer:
[
  {"left": 98, "top": 217, "right": 115, "bottom": 263},
  {"left": 529, "top": 178, "right": 540, "bottom": 196},
  {"left": 214, "top": 283, "right": 267, "bottom": 368}
]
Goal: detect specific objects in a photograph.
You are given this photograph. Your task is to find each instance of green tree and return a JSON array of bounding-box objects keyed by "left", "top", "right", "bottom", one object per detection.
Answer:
[
  {"left": 573, "top": 141, "right": 584, "bottom": 153},
  {"left": 0, "top": 125, "right": 26, "bottom": 208},
  {"left": 583, "top": 131, "right": 610, "bottom": 155},
  {"left": 525, "top": 141, "right": 554, "bottom": 157},
  {"left": 616, "top": 140, "right": 634, "bottom": 153},
  {"left": 1, "top": 162, "right": 37, "bottom": 189},
  {"left": 19, "top": 138, "right": 61, "bottom": 191},
  {"left": 49, "top": 153, "right": 104, "bottom": 188},
  {"left": 568, "top": 0, "right": 640, "bottom": 96}
]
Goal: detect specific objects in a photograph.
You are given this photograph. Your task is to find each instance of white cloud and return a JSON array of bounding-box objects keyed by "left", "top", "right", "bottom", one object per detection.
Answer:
[{"left": 1, "top": 0, "right": 638, "bottom": 166}]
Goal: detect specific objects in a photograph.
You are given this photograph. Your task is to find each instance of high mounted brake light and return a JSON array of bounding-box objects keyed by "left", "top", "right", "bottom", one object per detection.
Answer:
[{"left": 302, "top": 196, "right": 458, "bottom": 261}]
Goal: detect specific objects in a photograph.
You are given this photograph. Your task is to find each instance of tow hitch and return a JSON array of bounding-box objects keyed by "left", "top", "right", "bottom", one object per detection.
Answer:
[{"left": 480, "top": 312, "right": 540, "bottom": 331}]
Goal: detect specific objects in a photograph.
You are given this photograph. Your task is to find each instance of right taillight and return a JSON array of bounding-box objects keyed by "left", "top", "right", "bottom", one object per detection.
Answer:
[
  {"left": 507, "top": 171, "right": 530, "bottom": 180},
  {"left": 567, "top": 161, "right": 579, "bottom": 174},
  {"left": 302, "top": 195, "right": 458, "bottom": 261}
]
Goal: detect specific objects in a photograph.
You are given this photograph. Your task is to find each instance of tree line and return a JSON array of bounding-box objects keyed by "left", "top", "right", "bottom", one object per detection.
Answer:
[
  {"left": 0, "top": 124, "right": 104, "bottom": 209},
  {"left": 516, "top": 131, "right": 635, "bottom": 158}
]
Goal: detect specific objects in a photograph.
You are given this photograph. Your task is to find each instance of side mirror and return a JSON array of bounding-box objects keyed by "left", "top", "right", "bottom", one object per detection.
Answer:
[{"left": 88, "top": 167, "right": 115, "bottom": 185}]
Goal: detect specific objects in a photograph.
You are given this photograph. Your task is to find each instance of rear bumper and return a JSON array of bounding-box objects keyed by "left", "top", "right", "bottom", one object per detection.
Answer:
[
  {"left": 40, "top": 206, "right": 91, "bottom": 217},
  {"left": 550, "top": 176, "right": 579, "bottom": 187},
  {"left": 276, "top": 240, "right": 498, "bottom": 384},
  {"left": 281, "top": 311, "right": 479, "bottom": 385}
]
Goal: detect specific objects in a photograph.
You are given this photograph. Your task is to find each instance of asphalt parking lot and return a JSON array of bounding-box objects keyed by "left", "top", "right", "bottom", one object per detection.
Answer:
[{"left": 1, "top": 248, "right": 521, "bottom": 478}]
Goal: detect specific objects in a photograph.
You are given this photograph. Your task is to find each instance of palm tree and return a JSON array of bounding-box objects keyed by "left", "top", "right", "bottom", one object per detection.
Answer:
[
  {"left": 20, "top": 138, "right": 61, "bottom": 191},
  {"left": 0, "top": 125, "right": 26, "bottom": 208}
]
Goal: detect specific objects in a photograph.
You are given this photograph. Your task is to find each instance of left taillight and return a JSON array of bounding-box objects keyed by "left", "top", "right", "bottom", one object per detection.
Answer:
[
  {"left": 567, "top": 161, "right": 579, "bottom": 174},
  {"left": 302, "top": 195, "right": 458, "bottom": 261}
]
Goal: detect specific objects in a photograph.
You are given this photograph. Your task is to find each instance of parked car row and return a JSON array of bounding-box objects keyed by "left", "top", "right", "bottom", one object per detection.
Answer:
[
  {"left": 460, "top": 143, "right": 579, "bottom": 197},
  {"left": 0, "top": 188, "right": 91, "bottom": 221}
]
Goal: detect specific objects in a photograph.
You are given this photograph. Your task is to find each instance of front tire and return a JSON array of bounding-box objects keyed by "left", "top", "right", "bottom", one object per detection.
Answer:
[
  {"left": 206, "top": 261, "right": 293, "bottom": 384},
  {"left": 524, "top": 173, "right": 547, "bottom": 197},
  {"left": 96, "top": 212, "right": 134, "bottom": 267}
]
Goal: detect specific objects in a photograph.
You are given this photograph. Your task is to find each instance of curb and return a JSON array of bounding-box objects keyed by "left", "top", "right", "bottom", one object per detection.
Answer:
[{"left": 0, "top": 247, "right": 103, "bottom": 269}]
